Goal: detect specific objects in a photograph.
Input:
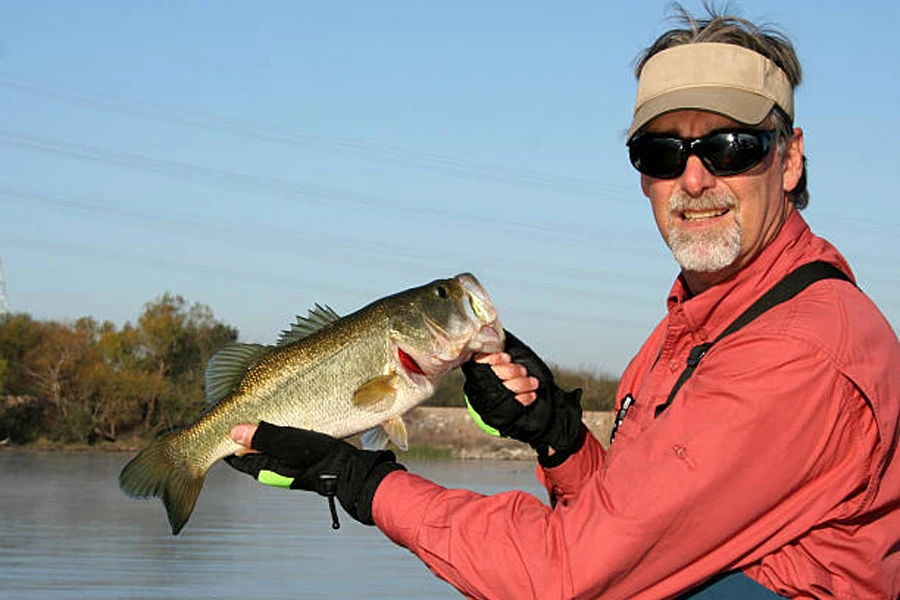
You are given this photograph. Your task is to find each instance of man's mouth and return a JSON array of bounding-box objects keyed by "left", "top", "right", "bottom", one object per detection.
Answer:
[{"left": 681, "top": 207, "right": 730, "bottom": 221}]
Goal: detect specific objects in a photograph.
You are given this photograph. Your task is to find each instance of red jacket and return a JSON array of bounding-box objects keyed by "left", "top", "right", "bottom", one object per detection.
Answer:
[{"left": 373, "top": 211, "right": 900, "bottom": 599}]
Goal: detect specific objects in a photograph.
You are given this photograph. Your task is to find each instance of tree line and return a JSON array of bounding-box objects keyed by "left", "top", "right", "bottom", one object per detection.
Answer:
[{"left": 0, "top": 294, "right": 618, "bottom": 447}]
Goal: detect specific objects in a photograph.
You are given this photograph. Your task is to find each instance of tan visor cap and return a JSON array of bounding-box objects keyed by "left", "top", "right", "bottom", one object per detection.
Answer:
[{"left": 627, "top": 43, "right": 794, "bottom": 140}]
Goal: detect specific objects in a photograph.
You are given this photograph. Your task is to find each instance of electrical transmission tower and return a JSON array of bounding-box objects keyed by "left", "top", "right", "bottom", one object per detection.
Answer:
[{"left": 0, "top": 258, "right": 10, "bottom": 315}]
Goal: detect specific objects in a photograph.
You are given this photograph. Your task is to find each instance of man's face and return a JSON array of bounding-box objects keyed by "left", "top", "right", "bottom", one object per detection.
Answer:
[{"left": 639, "top": 110, "right": 804, "bottom": 293}]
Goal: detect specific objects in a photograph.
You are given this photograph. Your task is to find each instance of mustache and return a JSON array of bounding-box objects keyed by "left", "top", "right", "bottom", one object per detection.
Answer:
[{"left": 668, "top": 189, "right": 737, "bottom": 213}]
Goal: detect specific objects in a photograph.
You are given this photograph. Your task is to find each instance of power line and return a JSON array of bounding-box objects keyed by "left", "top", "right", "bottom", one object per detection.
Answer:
[
  {"left": 0, "top": 74, "right": 636, "bottom": 200},
  {"left": 0, "top": 129, "right": 657, "bottom": 252},
  {"left": 12, "top": 179, "right": 895, "bottom": 298},
  {"left": 2, "top": 180, "right": 897, "bottom": 298},
  {"left": 2, "top": 74, "right": 896, "bottom": 234},
  {"left": 0, "top": 183, "right": 666, "bottom": 291},
  {"left": 1, "top": 233, "right": 660, "bottom": 331},
  {"left": 5, "top": 130, "right": 897, "bottom": 271},
  {"left": 0, "top": 130, "right": 589, "bottom": 236}
]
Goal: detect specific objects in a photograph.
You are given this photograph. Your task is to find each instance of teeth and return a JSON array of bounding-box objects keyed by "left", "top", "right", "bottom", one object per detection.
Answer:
[{"left": 683, "top": 209, "right": 728, "bottom": 221}]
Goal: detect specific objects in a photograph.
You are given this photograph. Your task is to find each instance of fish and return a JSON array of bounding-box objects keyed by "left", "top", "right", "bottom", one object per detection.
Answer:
[{"left": 119, "top": 273, "right": 504, "bottom": 535}]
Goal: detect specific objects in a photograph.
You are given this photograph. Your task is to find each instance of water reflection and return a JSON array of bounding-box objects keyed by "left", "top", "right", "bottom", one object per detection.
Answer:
[{"left": 0, "top": 452, "right": 545, "bottom": 599}]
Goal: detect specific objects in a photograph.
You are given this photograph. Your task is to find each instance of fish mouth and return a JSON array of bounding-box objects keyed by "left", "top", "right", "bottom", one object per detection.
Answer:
[
  {"left": 458, "top": 273, "right": 505, "bottom": 353},
  {"left": 399, "top": 275, "right": 504, "bottom": 379}
]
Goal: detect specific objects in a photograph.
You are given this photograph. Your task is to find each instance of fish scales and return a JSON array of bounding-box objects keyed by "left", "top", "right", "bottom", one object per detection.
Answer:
[
  {"left": 181, "top": 323, "right": 394, "bottom": 468},
  {"left": 247, "top": 314, "right": 399, "bottom": 433}
]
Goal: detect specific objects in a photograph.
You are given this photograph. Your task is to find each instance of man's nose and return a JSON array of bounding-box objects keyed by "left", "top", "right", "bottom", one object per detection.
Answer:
[{"left": 679, "top": 155, "right": 717, "bottom": 197}]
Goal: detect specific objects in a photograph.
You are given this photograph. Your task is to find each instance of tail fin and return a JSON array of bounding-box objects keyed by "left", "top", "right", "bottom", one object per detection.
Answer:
[{"left": 119, "top": 432, "right": 206, "bottom": 535}]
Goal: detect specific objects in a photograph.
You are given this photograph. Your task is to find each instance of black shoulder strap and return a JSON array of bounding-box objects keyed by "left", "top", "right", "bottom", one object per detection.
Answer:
[{"left": 654, "top": 261, "right": 853, "bottom": 418}]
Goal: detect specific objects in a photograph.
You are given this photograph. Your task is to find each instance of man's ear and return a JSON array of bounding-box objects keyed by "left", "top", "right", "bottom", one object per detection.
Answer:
[{"left": 783, "top": 128, "right": 804, "bottom": 193}]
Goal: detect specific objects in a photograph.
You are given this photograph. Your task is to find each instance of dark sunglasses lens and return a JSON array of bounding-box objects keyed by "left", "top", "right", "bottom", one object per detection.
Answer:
[
  {"left": 629, "top": 136, "right": 685, "bottom": 179},
  {"left": 699, "top": 132, "right": 768, "bottom": 175}
]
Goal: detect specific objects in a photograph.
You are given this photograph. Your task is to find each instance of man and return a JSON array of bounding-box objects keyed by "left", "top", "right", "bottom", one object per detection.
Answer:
[{"left": 227, "top": 8, "right": 899, "bottom": 599}]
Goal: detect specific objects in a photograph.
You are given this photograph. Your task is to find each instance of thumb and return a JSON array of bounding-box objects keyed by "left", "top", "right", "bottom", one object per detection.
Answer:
[
  {"left": 241, "top": 421, "right": 342, "bottom": 463},
  {"left": 230, "top": 424, "right": 259, "bottom": 451}
]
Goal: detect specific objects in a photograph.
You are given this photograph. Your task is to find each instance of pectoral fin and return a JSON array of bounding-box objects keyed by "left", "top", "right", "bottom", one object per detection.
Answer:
[{"left": 352, "top": 373, "right": 398, "bottom": 409}]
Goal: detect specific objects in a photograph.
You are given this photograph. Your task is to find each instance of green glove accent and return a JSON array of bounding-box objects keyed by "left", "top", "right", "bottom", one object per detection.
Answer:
[
  {"left": 465, "top": 394, "right": 502, "bottom": 437},
  {"left": 258, "top": 469, "right": 294, "bottom": 488}
]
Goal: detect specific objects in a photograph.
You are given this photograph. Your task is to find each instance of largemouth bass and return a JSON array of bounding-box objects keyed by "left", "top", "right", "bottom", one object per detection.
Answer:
[{"left": 119, "top": 273, "right": 503, "bottom": 534}]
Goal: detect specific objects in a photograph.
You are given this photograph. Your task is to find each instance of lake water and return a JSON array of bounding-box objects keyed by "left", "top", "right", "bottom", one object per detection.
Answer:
[{"left": 0, "top": 451, "right": 546, "bottom": 599}]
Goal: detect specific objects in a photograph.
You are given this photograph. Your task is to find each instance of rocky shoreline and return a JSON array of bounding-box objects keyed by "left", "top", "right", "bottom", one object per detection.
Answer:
[
  {"left": 1, "top": 407, "right": 616, "bottom": 458},
  {"left": 403, "top": 406, "right": 614, "bottom": 460}
]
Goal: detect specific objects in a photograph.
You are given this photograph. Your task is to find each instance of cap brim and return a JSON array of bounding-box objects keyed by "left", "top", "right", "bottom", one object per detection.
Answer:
[{"left": 627, "top": 87, "right": 775, "bottom": 140}]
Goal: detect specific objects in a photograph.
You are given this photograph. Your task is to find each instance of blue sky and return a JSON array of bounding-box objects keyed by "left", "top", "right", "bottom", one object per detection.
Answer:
[{"left": 1, "top": 1, "right": 897, "bottom": 374}]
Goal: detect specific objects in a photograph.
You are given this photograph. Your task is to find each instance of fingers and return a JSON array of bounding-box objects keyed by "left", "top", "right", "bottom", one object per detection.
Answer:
[
  {"left": 505, "top": 375, "right": 537, "bottom": 406},
  {"left": 471, "top": 351, "right": 539, "bottom": 405},
  {"left": 242, "top": 421, "right": 299, "bottom": 456},
  {"left": 473, "top": 351, "right": 512, "bottom": 366},
  {"left": 230, "top": 421, "right": 294, "bottom": 456},
  {"left": 234, "top": 421, "right": 343, "bottom": 465},
  {"left": 230, "top": 424, "right": 258, "bottom": 450},
  {"left": 492, "top": 368, "right": 538, "bottom": 406},
  {"left": 515, "top": 390, "right": 538, "bottom": 406},
  {"left": 224, "top": 452, "right": 268, "bottom": 475},
  {"left": 491, "top": 362, "right": 530, "bottom": 382},
  {"left": 501, "top": 374, "right": 538, "bottom": 395},
  {"left": 474, "top": 352, "right": 532, "bottom": 383}
]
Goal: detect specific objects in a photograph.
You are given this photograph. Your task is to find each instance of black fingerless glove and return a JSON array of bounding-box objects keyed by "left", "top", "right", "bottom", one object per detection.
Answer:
[
  {"left": 462, "top": 331, "right": 584, "bottom": 468},
  {"left": 225, "top": 421, "right": 406, "bottom": 527}
]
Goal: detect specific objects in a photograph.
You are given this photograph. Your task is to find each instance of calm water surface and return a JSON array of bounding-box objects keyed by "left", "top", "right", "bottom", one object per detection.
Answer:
[{"left": 0, "top": 451, "right": 546, "bottom": 599}]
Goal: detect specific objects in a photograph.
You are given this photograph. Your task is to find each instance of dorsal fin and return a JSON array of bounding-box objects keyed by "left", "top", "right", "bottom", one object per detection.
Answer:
[
  {"left": 204, "top": 343, "right": 271, "bottom": 404},
  {"left": 276, "top": 304, "right": 341, "bottom": 347}
]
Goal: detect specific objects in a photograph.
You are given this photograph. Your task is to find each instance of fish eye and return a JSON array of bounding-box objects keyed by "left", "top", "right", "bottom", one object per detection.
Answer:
[{"left": 435, "top": 285, "right": 449, "bottom": 299}]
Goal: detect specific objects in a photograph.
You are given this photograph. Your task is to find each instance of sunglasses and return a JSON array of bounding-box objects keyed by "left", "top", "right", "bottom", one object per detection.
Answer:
[{"left": 628, "top": 129, "right": 776, "bottom": 179}]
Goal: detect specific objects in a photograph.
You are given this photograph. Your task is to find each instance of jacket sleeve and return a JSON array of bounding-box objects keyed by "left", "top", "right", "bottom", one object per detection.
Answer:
[
  {"left": 372, "top": 334, "right": 878, "bottom": 599},
  {"left": 534, "top": 427, "right": 607, "bottom": 507}
]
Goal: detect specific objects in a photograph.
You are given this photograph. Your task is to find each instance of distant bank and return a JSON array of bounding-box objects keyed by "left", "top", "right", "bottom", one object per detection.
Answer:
[
  {"left": 1, "top": 406, "right": 615, "bottom": 457},
  {"left": 403, "top": 407, "right": 614, "bottom": 460}
]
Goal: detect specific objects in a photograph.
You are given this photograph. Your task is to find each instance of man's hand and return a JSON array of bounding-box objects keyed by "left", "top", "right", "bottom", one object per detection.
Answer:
[
  {"left": 462, "top": 331, "right": 584, "bottom": 467},
  {"left": 471, "top": 350, "right": 540, "bottom": 405},
  {"left": 225, "top": 422, "right": 405, "bottom": 526}
]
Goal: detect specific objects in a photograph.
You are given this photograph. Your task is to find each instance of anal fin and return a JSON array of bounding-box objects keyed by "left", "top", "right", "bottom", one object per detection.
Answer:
[
  {"left": 382, "top": 416, "right": 409, "bottom": 451},
  {"left": 359, "top": 416, "right": 409, "bottom": 451}
]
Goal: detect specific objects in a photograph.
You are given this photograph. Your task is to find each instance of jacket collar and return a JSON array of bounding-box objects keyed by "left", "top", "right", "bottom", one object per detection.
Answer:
[{"left": 665, "top": 210, "right": 815, "bottom": 339}]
